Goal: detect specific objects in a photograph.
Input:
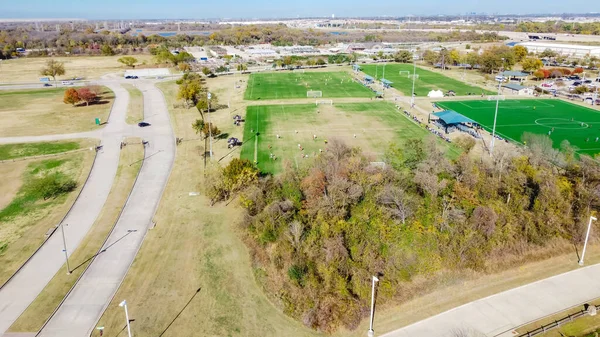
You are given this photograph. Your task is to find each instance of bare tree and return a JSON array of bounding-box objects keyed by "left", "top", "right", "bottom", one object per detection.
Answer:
[{"left": 378, "top": 185, "right": 416, "bottom": 224}]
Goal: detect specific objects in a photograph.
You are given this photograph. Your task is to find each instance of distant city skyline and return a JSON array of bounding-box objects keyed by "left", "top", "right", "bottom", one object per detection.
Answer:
[{"left": 1, "top": 0, "right": 599, "bottom": 20}]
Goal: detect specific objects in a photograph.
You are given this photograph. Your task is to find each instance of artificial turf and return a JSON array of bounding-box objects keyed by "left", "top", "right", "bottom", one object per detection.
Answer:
[
  {"left": 361, "top": 63, "right": 495, "bottom": 97},
  {"left": 240, "top": 101, "right": 458, "bottom": 174},
  {"left": 244, "top": 71, "right": 375, "bottom": 100},
  {"left": 435, "top": 99, "right": 600, "bottom": 155}
]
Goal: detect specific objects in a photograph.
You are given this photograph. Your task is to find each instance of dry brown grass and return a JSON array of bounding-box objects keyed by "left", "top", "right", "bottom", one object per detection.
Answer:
[
  {"left": 122, "top": 84, "right": 144, "bottom": 124},
  {"left": 0, "top": 87, "right": 114, "bottom": 137},
  {"left": 8, "top": 138, "right": 144, "bottom": 333},
  {"left": 0, "top": 149, "right": 96, "bottom": 286},
  {"left": 0, "top": 55, "right": 156, "bottom": 83},
  {"left": 95, "top": 81, "right": 321, "bottom": 337},
  {"left": 0, "top": 161, "right": 28, "bottom": 210}
]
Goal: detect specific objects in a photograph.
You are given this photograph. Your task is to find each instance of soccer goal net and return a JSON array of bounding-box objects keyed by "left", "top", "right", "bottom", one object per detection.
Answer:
[
  {"left": 307, "top": 90, "right": 323, "bottom": 98},
  {"left": 487, "top": 95, "right": 506, "bottom": 101},
  {"left": 408, "top": 74, "right": 419, "bottom": 79},
  {"left": 399, "top": 71, "right": 410, "bottom": 76},
  {"left": 316, "top": 100, "right": 333, "bottom": 105}
]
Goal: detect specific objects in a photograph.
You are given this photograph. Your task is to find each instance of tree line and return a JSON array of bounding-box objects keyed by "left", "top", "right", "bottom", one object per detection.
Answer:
[{"left": 203, "top": 134, "right": 600, "bottom": 332}]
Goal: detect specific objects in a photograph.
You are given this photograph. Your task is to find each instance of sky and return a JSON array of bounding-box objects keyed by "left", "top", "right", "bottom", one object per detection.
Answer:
[{"left": 0, "top": 0, "right": 598, "bottom": 19}]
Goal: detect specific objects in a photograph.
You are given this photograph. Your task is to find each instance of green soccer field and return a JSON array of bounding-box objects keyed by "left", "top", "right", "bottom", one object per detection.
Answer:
[
  {"left": 239, "top": 102, "right": 455, "bottom": 174},
  {"left": 435, "top": 99, "right": 600, "bottom": 156},
  {"left": 244, "top": 71, "right": 375, "bottom": 100},
  {"left": 361, "top": 63, "right": 495, "bottom": 97}
]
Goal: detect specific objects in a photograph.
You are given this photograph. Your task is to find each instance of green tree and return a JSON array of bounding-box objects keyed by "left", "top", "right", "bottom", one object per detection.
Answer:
[
  {"left": 117, "top": 56, "right": 138, "bottom": 68},
  {"left": 237, "top": 63, "right": 248, "bottom": 71},
  {"left": 394, "top": 50, "right": 413, "bottom": 63},
  {"left": 40, "top": 59, "right": 66, "bottom": 85},
  {"left": 101, "top": 44, "right": 115, "bottom": 56},
  {"left": 533, "top": 69, "right": 546, "bottom": 80},
  {"left": 201, "top": 67, "right": 212, "bottom": 75},
  {"left": 513, "top": 45, "right": 528, "bottom": 62},
  {"left": 521, "top": 57, "right": 544, "bottom": 73},
  {"left": 315, "top": 58, "right": 326, "bottom": 66},
  {"left": 192, "top": 118, "right": 205, "bottom": 134}
]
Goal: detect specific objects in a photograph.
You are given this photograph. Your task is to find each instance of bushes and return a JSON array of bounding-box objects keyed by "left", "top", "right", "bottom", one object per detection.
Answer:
[
  {"left": 225, "top": 137, "right": 600, "bottom": 332},
  {"left": 28, "top": 173, "right": 77, "bottom": 200}
]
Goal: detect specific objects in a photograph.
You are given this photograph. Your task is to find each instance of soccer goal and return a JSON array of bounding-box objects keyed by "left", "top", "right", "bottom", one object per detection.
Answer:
[
  {"left": 408, "top": 74, "right": 420, "bottom": 79},
  {"left": 316, "top": 100, "right": 333, "bottom": 106},
  {"left": 399, "top": 71, "right": 410, "bottom": 76},
  {"left": 307, "top": 90, "right": 323, "bottom": 98},
  {"left": 487, "top": 95, "right": 506, "bottom": 101}
]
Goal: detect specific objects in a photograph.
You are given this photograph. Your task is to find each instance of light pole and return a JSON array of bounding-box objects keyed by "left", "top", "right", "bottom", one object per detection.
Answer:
[
  {"left": 579, "top": 216, "right": 597, "bottom": 266},
  {"left": 119, "top": 300, "right": 133, "bottom": 337},
  {"left": 411, "top": 54, "right": 418, "bottom": 107},
  {"left": 490, "top": 58, "right": 505, "bottom": 157},
  {"left": 367, "top": 275, "right": 379, "bottom": 337},
  {"left": 60, "top": 223, "right": 71, "bottom": 274},
  {"left": 207, "top": 91, "right": 213, "bottom": 159}
]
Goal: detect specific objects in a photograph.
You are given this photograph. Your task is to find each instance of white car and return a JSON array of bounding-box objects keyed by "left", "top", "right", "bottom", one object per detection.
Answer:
[{"left": 61, "top": 81, "right": 74, "bottom": 86}]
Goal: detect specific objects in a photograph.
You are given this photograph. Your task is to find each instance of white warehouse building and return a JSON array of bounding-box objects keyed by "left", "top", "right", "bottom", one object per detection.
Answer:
[{"left": 514, "top": 42, "right": 600, "bottom": 58}]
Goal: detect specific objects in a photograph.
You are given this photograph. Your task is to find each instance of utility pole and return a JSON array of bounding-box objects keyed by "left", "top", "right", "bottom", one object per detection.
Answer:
[
  {"left": 411, "top": 55, "right": 417, "bottom": 107},
  {"left": 60, "top": 223, "right": 71, "bottom": 274},
  {"left": 579, "top": 216, "right": 597, "bottom": 266},
  {"left": 119, "top": 300, "right": 133, "bottom": 337}
]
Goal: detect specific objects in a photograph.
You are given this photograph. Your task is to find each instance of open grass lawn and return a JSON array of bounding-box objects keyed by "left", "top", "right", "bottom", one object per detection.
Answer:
[
  {"left": 0, "top": 87, "right": 114, "bottom": 137},
  {"left": 436, "top": 99, "right": 600, "bottom": 156},
  {"left": 361, "top": 63, "right": 495, "bottom": 96},
  {"left": 244, "top": 71, "right": 374, "bottom": 100},
  {"left": 122, "top": 84, "right": 144, "bottom": 124},
  {"left": 9, "top": 139, "right": 144, "bottom": 333},
  {"left": 95, "top": 81, "right": 321, "bottom": 337},
  {"left": 0, "top": 150, "right": 95, "bottom": 286},
  {"left": 0, "top": 54, "right": 156, "bottom": 83},
  {"left": 240, "top": 101, "right": 453, "bottom": 174},
  {"left": 0, "top": 139, "right": 96, "bottom": 161}
]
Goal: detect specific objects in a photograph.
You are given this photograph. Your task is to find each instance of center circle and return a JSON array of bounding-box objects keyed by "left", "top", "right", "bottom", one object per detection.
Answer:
[{"left": 534, "top": 118, "right": 589, "bottom": 130}]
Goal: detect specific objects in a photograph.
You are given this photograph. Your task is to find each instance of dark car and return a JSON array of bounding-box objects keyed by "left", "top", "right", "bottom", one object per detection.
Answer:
[
  {"left": 573, "top": 81, "right": 582, "bottom": 86},
  {"left": 584, "top": 80, "right": 592, "bottom": 84},
  {"left": 569, "top": 75, "right": 581, "bottom": 80},
  {"left": 138, "top": 122, "right": 151, "bottom": 127},
  {"left": 43, "top": 83, "right": 52, "bottom": 87}
]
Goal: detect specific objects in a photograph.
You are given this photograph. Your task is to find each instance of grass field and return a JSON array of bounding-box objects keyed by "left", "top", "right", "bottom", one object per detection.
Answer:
[
  {"left": 9, "top": 139, "right": 144, "bottom": 333},
  {"left": 0, "top": 139, "right": 95, "bottom": 161},
  {"left": 240, "top": 101, "right": 445, "bottom": 174},
  {"left": 244, "top": 71, "right": 374, "bottom": 100},
  {"left": 123, "top": 84, "right": 144, "bottom": 124},
  {"left": 0, "top": 150, "right": 95, "bottom": 286},
  {"left": 436, "top": 99, "right": 600, "bottom": 156},
  {"left": 0, "top": 55, "right": 156, "bottom": 83},
  {"left": 0, "top": 87, "right": 114, "bottom": 137},
  {"left": 362, "top": 63, "right": 495, "bottom": 97}
]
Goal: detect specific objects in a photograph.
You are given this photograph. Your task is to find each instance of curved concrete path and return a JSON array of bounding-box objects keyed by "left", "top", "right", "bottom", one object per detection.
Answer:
[
  {"left": 38, "top": 81, "right": 175, "bottom": 337},
  {"left": 0, "top": 82, "right": 130, "bottom": 335}
]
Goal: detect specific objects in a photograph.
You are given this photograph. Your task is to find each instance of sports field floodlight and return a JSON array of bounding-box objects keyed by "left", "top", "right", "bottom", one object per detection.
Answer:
[
  {"left": 490, "top": 58, "right": 505, "bottom": 157},
  {"left": 368, "top": 275, "right": 380, "bottom": 337},
  {"left": 119, "top": 300, "right": 133, "bottom": 337},
  {"left": 579, "top": 216, "right": 597, "bottom": 266},
  {"left": 411, "top": 55, "right": 418, "bottom": 106}
]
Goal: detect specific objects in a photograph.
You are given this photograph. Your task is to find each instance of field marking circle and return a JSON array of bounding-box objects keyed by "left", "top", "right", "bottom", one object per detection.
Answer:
[{"left": 534, "top": 118, "right": 589, "bottom": 129}]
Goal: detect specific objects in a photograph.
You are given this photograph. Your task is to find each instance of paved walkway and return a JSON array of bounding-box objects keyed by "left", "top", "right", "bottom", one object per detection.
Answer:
[
  {"left": 38, "top": 81, "right": 175, "bottom": 337},
  {"left": 0, "top": 82, "right": 129, "bottom": 335},
  {"left": 381, "top": 263, "right": 600, "bottom": 337}
]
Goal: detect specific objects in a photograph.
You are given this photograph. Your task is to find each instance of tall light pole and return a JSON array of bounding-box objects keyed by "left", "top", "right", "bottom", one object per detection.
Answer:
[
  {"left": 207, "top": 92, "right": 213, "bottom": 159},
  {"left": 490, "top": 58, "right": 505, "bottom": 157},
  {"left": 367, "top": 275, "right": 379, "bottom": 337},
  {"left": 119, "top": 300, "right": 133, "bottom": 337},
  {"left": 579, "top": 216, "right": 597, "bottom": 266},
  {"left": 411, "top": 54, "right": 418, "bottom": 107},
  {"left": 60, "top": 223, "right": 71, "bottom": 274}
]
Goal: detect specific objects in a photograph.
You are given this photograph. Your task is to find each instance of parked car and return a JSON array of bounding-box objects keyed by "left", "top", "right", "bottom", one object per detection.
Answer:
[
  {"left": 138, "top": 122, "right": 151, "bottom": 127},
  {"left": 43, "top": 83, "right": 52, "bottom": 87},
  {"left": 584, "top": 80, "right": 593, "bottom": 84},
  {"left": 569, "top": 75, "right": 581, "bottom": 80},
  {"left": 61, "top": 81, "right": 74, "bottom": 86},
  {"left": 573, "top": 81, "right": 582, "bottom": 86}
]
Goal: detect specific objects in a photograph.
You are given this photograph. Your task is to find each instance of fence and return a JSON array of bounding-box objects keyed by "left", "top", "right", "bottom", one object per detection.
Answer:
[{"left": 517, "top": 304, "right": 599, "bottom": 337}]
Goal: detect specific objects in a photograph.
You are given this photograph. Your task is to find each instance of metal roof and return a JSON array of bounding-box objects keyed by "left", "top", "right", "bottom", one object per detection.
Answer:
[
  {"left": 381, "top": 78, "right": 393, "bottom": 84},
  {"left": 502, "top": 83, "right": 527, "bottom": 91},
  {"left": 432, "top": 110, "right": 476, "bottom": 125}
]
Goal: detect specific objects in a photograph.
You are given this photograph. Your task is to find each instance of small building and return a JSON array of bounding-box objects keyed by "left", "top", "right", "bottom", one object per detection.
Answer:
[
  {"left": 380, "top": 78, "right": 393, "bottom": 89},
  {"left": 352, "top": 64, "right": 361, "bottom": 72},
  {"left": 364, "top": 75, "right": 374, "bottom": 84},
  {"left": 501, "top": 71, "right": 529, "bottom": 82},
  {"left": 502, "top": 83, "right": 533, "bottom": 96}
]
